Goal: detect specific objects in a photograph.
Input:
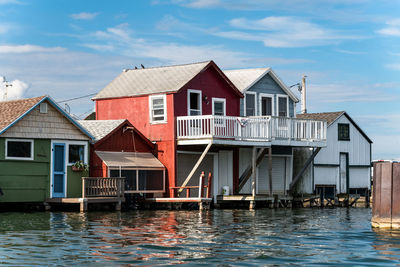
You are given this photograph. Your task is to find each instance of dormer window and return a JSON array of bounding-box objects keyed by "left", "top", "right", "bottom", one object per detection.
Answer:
[{"left": 149, "top": 95, "right": 167, "bottom": 124}]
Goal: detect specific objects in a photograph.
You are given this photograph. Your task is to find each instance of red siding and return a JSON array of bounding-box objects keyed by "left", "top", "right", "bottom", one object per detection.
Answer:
[
  {"left": 89, "top": 122, "right": 156, "bottom": 178},
  {"left": 174, "top": 66, "right": 241, "bottom": 116}
]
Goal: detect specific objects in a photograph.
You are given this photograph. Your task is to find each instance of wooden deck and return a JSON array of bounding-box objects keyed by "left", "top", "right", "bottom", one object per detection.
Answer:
[
  {"left": 216, "top": 194, "right": 293, "bottom": 209},
  {"left": 145, "top": 197, "right": 212, "bottom": 203}
]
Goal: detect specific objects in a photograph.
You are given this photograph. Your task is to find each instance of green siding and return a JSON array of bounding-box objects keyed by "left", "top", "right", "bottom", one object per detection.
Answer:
[
  {"left": 0, "top": 138, "right": 51, "bottom": 203},
  {"left": 67, "top": 167, "right": 88, "bottom": 198},
  {"left": 0, "top": 138, "right": 90, "bottom": 202}
]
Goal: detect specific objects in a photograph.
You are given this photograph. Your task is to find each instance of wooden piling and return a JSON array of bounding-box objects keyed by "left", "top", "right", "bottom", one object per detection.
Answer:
[{"left": 372, "top": 162, "right": 400, "bottom": 228}]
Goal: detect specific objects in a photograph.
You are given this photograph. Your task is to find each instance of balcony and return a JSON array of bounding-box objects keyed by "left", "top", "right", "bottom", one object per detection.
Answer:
[{"left": 176, "top": 115, "right": 327, "bottom": 147}]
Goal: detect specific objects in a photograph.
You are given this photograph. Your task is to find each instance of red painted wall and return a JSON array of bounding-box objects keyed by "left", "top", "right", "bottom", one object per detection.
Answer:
[
  {"left": 174, "top": 66, "right": 241, "bottom": 116},
  {"left": 89, "top": 122, "right": 156, "bottom": 177}
]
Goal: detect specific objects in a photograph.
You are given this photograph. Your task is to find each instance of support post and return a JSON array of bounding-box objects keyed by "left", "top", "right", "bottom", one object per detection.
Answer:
[
  {"left": 206, "top": 172, "right": 212, "bottom": 198},
  {"left": 268, "top": 147, "right": 273, "bottom": 196},
  {"left": 80, "top": 199, "right": 88, "bottom": 212},
  {"left": 178, "top": 142, "right": 212, "bottom": 194},
  {"left": 199, "top": 171, "right": 205, "bottom": 198},
  {"left": 250, "top": 147, "right": 257, "bottom": 210}
]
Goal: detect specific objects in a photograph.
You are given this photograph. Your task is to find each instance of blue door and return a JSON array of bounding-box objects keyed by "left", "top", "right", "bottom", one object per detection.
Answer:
[{"left": 52, "top": 143, "right": 66, "bottom": 198}]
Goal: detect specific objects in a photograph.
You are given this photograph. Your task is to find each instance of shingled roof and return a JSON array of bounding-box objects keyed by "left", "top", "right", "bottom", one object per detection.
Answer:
[
  {"left": 0, "top": 96, "right": 46, "bottom": 133},
  {"left": 223, "top": 67, "right": 299, "bottom": 102},
  {"left": 78, "top": 119, "right": 125, "bottom": 142},
  {"left": 297, "top": 111, "right": 345, "bottom": 126}
]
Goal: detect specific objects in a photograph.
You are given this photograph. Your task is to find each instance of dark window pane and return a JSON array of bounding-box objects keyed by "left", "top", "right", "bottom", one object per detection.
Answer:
[
  {"left": 190, "top": 92, "right": 199, "bottom": 110},
  {"left": 338, "top": 124, "right": 350, "bottom": 140},
  {"left": 122, "top": 170, "right": 137, "bottom": 191},
  {"left": 7, "top": 141, "right": 31, "bottom": 158},
  {"left": 69, "top": 145, "right": 84, "bottom": 163},
  {"left": 54, "top": 145, "right": 64, "bottom": 172},
  {"left": 109, "top": 169, "right": 120, "bottom": 177},
  {"left": 213, "top": 101, "right": 224, "bottom": 116},
  {"left": 139, "top": 170, "right": 164, "bottom": 191},
  {"left": 245, "top": 94, "right": 255, "bottom": 116},
  {"left": 278, "top": 97, "right": 287, "bottom": 117},
  {"left": 261, "top": 97, "right": 272, "bottom": 116}
]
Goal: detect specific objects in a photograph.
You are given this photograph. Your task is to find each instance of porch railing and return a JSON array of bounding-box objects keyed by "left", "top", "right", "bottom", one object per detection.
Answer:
[
  {"left": 176, "top": 115, "right": 326, "bottom": 142},
  {"left": 82, "top": 177, "right": 125, "bottom": 198}
]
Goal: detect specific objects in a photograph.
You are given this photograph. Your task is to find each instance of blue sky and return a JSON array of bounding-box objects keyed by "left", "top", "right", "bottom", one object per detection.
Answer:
[{"left": 0, "top": 0, "right": 399, "bottom": 159}]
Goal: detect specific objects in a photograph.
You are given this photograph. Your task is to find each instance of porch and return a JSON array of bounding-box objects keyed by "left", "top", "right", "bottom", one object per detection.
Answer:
[
  {"left": 177, "top": 115, "right": 327, "bottom": 147},
  {"left": 45, "top": 177, "right": 125, "bottom": 212}
]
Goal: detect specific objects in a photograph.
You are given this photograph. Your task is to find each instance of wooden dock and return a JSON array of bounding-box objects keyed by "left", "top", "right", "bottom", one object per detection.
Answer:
[
  {"left": 216, "top": 194, "right": 293, "bottom": 209},
  {"left": 45, "top": 177, "right": 125, "bottom": 212}
]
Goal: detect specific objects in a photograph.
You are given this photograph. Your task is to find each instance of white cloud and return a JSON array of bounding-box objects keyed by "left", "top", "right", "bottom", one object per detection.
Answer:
[
  {"left": 215, "top": 16, "right": 362, "bottom": 48},
  {"left": 0, "top": 79, "right": 28, "bottom": 100},
  {"left": 0, "top": 44, "right": 65, "bottom": 53},
  {"left": 71, "top": 12, "right": 99, "bottom": 20},
  {"left": 0, "top": 0, "right": 21, "bottom": 4},
  {"left": 385, "top": 63, "right": 400, "bottom": 71},
  {"left": 377, "top": 19, "right": 400, "bottom": 36}
]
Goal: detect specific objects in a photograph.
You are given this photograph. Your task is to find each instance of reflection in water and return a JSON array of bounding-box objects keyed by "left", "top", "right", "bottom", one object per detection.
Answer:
[{"left": 0, "top": 209, "right": 400, "bottom": 266}]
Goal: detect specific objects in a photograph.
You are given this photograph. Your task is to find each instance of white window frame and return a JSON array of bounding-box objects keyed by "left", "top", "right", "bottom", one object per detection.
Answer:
[
  {"left": 244, "top": 91, "right": 257, "bottom": 117},
  {"left": 212, "top": 97, "right": 226, "bottom": 116},
  {"left": 149, "top": 94, "right": 167, "bottom": 124},
  {"left": 66, "top": 141, "right": 89, "bottom": 166},
  {"left": 259, "top": 93, "right": 275, "bottom": 116},
  {"left": 187, "top": 89, "right": 202, "bottom": 116},
  {"left": 276, "top": 94, "right": 289, "bottom": 117},
  {"left": 5, "top": 138, "right": 34, "bottom": 161}
]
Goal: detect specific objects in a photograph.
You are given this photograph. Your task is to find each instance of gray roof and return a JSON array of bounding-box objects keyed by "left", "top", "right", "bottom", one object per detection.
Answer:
[
  {"left": 93, "top": 61, "right": 211, "bottom": 100},
  {"left": 224, "top": 68, "right": 270, "bottom": 92},
  {"left": 223, "top": 68, "right": 299, "bottom": 102},
  {"left": 96, "top": 151, "right": 165, "bottom": 169},
  {"left": 78, "top": 119, "right": 125, "bottom": 142}
]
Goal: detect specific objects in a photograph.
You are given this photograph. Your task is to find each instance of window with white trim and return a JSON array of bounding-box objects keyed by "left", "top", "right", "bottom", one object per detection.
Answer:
[
  {"left": 149, "top": 95, "right": 167, "bottom": 123},
  {"left": 260, "top": 94, "right": 273, "bottom": 116},
  {"left": 212, "top": 98, "right": 226, "bottom": 116},
  {"left": 187, "top": 89, "right": 202, "bottom": 116},
  {"left": 245, "top": 92, "right": 256, "bottom": 116},
  {"left": 277, "top": 95, "right": 289, "bottom": 117},
  {"left": 5, "top": 139, "right": 34, "bottom": 160}
]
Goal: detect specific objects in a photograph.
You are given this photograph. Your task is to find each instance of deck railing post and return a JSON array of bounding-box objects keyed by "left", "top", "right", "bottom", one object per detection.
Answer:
[{"left": 199, "top": 171, "right": 205, "bottom": 198}]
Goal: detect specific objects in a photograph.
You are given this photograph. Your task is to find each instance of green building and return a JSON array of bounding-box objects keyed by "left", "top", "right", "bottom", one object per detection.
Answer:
[{"left": 0, "top": 96, "right": 94, "bottom": 203}]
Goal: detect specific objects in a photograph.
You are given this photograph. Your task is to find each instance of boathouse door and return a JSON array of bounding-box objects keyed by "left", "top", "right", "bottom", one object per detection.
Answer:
[
  {"left": 52, "top": 143, "right": 66, "bottom": 198},
  {"left": 339, "top": 153, "right": 349, "bottom": 194}
]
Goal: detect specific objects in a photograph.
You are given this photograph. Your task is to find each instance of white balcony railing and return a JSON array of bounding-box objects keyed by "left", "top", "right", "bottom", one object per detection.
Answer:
[{"left": 176, "top": 115, "right": 327, "bottom": 143}]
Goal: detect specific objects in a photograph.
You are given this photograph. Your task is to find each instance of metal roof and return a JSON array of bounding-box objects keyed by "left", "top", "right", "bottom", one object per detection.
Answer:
[
  {"left": 78, "top": 119, "right": 125, "bottom": 142},
  {"left": 95, "top": 151, "right": 165, "bottom": 169},
  {"left": 223, "top": 67, "right": 299, "bottom": 102},
  {"left": 93, "top": 61, "right": 212, "bottom": 100}
]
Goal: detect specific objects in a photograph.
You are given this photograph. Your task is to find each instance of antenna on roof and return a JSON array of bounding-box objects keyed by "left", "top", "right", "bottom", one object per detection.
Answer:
[
  {"left": 141, "top": 64, "right": 145, "bottom": 69},
  {"left": 64, "top": 103, "right": 70, "bottom": 114},
  {"left": 2, "top": 76, "right": 12, "bottom": 101}
]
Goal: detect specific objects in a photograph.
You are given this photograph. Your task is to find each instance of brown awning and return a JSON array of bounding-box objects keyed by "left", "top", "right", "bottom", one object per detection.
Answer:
[{"left": 95, "top": 151, "right": 165, "bottom": 169}]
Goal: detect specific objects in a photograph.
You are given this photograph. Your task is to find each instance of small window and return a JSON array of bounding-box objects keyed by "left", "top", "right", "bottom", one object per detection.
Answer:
[
  {"left": 68, "top": 144, "right": 85, "bottom": 164},
  {"left": 212, "top": 98, "right": 226, "bottom": 116},
  {"left": 260, "top": 95, "right": 273, "bottom": 116},
  {"left": 338, "top": 123, "right": 350, "bottom": 141},
  {"left": 277, "top": 96, "right": 288, "bottom": 117},
  {"left": 39, "top": 103, "right": 48, "bottom": 114},
  {"left": 149, "top": 95, "right": 167, "bottom": 123},
  {"left": 245, "top": 93, "right": 256, "bottom": 116},
  {"left": 5, "top": 139, "right": 34, "bottom": 160}
]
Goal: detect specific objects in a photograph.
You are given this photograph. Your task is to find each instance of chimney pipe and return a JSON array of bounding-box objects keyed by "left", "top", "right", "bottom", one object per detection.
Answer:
[{"left": 301, "top": 75, "right": 307, "bottom": 114}]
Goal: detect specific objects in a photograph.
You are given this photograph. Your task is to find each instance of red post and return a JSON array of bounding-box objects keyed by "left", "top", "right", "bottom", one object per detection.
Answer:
[
  {"left": 206, "top": 172, "right": 212, "bottom": 198},
  {"left": 186, "top": 188, "right": 190, "bottom": 198}
]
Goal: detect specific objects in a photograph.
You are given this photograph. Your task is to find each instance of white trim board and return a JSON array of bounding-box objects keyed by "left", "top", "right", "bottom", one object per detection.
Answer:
[{"left": 187, "top": 89, "right": 202, "bottom": 116}]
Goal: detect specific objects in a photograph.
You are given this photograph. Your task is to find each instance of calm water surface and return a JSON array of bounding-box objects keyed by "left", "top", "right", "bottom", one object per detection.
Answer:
[{"left": 0, "top": 208, "right": 400, "bottom": 266}]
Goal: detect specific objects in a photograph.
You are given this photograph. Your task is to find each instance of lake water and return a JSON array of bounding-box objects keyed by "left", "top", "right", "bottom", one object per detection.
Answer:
[{"left": 0, "top": 208, "right": 400, "bottom": 266}]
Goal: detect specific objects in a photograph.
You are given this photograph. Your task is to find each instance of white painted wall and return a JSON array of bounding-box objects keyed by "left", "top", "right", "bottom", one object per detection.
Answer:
[
  {"left": 314, "top": 115, "right": 370, "bottom": 166},
  {"left": 349, "top": 168, "right": 371, "bottom": 189}
]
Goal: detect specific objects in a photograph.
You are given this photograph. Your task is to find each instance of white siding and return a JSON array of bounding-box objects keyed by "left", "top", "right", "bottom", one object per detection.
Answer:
[
  {"left": 218, "top": 150, "right": 233, "bottom": 195},
  {"left": 314, "top": 166, "right": 338, "bottom": 186},
  {"left": 314, "top": 115, "right": 370, "bottom": 166},
  {"left": 349, "top": 167, "right": 371, "bottom": 189},
  {"left": 257, "top": 156, "right": 287, "bottom": 194}
]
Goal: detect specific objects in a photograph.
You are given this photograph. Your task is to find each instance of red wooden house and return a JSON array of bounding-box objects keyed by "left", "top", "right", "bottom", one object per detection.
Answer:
[
  {"left": 92, "top": 60, "right": 327, "bottom": 207},
  {"left": 78, "top": 119, "right": 166, "bottom": 194}
]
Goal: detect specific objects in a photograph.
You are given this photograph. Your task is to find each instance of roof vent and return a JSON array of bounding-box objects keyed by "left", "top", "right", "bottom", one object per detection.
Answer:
[{"left": 39, "top": 102, "right": 48, "bottom": 114}]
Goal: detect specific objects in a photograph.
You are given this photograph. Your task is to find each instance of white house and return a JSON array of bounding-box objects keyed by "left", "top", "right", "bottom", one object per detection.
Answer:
[{"left": 295, "top": 111, "right": 372, "bottom": 197}]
